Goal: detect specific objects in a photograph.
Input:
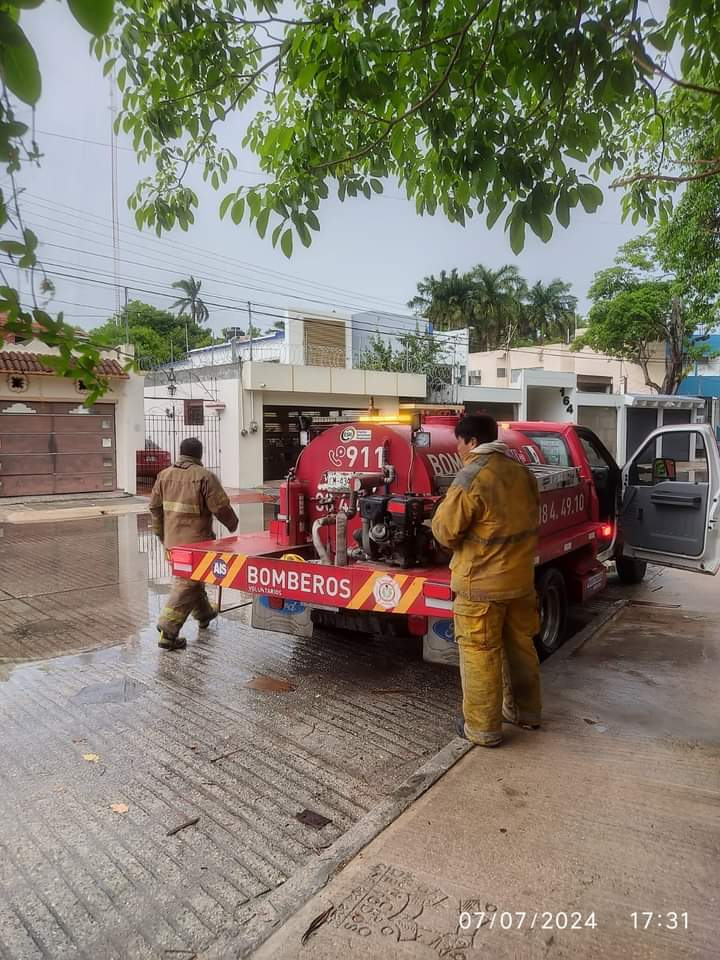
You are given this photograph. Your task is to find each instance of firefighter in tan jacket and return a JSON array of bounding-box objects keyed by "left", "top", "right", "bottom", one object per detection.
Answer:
[
  {"left": 431, "top": 414, "right": 541, "bottom": 747},
  {"left": 149, "top": 438, "right": 239, "bottom": 650}
]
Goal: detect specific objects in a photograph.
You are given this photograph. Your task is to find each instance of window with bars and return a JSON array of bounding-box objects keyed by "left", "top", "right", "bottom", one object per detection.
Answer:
[{"left": 184, "top": 399, "right": 204, "bottom": 426}]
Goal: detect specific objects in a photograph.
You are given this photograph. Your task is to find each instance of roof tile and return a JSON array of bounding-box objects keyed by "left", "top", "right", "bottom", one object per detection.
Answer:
[{"left": 0, "top": 351, "right": 128, "bottom": 378}]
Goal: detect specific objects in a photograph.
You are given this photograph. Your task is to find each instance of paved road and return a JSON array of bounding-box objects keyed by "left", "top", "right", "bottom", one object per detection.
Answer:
[
  {"left": 0, "top": 512, "right": 623, "bottom": 959},
  {"left": 0, "top": 514, "right": 464, "bottom": 960}
]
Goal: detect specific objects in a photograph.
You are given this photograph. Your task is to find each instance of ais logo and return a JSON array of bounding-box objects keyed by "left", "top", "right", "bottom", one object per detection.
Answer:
[{"left": 212, "top": 558, "right": 228, "bottom": 578}]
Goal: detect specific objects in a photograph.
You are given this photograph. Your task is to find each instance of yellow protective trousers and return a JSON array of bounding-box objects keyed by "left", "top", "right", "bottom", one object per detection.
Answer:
[
  {"left": 157, "top": 578, "right": 215, "bottom": 639},
  {"left": 454, "top": 593, "right": 542, "bottom": 746}
]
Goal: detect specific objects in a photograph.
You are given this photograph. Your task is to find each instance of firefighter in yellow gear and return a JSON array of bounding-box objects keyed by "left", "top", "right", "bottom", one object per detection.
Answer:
[
  {"left": 431, "top": 414, "right": 541, "bottom": 747},
  {"left": 149, "top": 437, "right": 239, "bottom": 650}
]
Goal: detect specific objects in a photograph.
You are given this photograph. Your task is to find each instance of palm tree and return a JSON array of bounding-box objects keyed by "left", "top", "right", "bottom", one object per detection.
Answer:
[
  {"left": 469, "top": 264, "right": 528, "bottom": 351},
  {"left": 408, "top": 268, "right": 477, "bottom": 329},
  {"left": 524, "top": 279, "right": 578, "bottom": 344},
  {"left": 171, "top": 276, "right": 210, "bottom": 352}
]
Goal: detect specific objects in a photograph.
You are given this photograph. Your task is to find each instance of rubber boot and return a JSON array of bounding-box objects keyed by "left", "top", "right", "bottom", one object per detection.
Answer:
[
  {"left": 454, "top": 716, "right": 502, "bottom": 747},
  {"left": 197, "top": 606, "right": 219, "bottom": 630},
  {"left": 158, "top": 630, "right": 187, "bottom": 651},
  {"left": 502, "top": 707, "right": 540, "bottom": 730}
]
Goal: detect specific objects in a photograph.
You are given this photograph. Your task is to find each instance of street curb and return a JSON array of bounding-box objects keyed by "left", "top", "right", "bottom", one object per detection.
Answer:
[
  {"left": 0, "top": 502, "right": 149, "bottom": 524},
  {"left": 202, "top": 738, "right": 473, "bottom": 959},
  {"left": 205, "top": 599, "right": 627, "bottom": 959},
  {"left": 545, "top": 599, "right": 628, "bottom": 666}
]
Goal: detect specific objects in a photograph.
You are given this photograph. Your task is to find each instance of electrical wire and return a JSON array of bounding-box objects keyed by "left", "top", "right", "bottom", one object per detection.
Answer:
[{"left": 21, "top": 192, "right": 412, "bottom": 313}]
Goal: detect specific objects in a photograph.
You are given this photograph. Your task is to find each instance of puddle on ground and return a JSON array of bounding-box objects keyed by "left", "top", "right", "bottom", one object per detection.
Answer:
[{"left": 72, "top": 677, "right": 148, "bottom": 704}]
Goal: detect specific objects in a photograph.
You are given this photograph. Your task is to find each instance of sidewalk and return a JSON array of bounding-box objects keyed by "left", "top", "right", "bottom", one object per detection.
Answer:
[
  {"left": 0, "top": 494, "right": 150, "bottom": 523},
  {"left": 216, "top": 570, "right": 719, "bottom": 960}
]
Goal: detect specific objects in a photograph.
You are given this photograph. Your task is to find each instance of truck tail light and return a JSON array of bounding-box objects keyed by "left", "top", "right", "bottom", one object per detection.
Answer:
[
  {"left": 172, "top": 549, "right": 193, "bottom": 572},
  {"left": 407, "top": 615, "right": 427, "bottom": 637},
  {"left": 423, "top": 582, "right": 453, "bottom": 601},
  {"left": 268, "top": 596, "right": 285, "bottom": 610},
  {"left": 600, "top": 523, "right": 614, "bottom": 539}
]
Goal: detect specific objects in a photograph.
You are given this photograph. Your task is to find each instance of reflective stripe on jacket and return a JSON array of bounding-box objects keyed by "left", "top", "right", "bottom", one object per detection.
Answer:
[
  {"left": 431, "top": 448, "right": 539, "bottom": 601},
  {"left": 148, "top": 455, "right": 239, "bottom": 549}
]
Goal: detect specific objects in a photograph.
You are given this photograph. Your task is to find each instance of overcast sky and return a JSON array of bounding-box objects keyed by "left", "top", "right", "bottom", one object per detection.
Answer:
[{"left": 15, "top": 3, "right": 644, "bottom": 338}]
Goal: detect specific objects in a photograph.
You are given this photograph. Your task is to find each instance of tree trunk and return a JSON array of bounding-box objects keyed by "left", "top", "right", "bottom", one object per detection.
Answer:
[{"left": 661, "top": 298, "right": 687, "bottom": 395}]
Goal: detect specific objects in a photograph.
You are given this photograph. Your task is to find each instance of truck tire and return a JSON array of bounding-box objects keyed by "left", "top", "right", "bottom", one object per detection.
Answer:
[
  {"left": 535, "top": 567, "right": 567, "bottom": 659},
  {"left": 615, "top": 555, "right": 647, "bottom": 585}
]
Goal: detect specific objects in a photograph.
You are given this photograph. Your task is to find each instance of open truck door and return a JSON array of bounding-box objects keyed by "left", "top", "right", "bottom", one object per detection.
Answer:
[{"left": 620, "top": 423, "right": 720, "bottom": 575}]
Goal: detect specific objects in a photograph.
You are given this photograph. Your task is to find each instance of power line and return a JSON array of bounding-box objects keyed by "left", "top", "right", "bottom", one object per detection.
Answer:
[
  {"left": 43, "top": 262, "right": 629, "bottom": 366},
  {"left": 17, "top": 232, "right": 432, "bottom": 332},
  {"left": 21, "top": 194, "right": 412, "bottom": 316}
]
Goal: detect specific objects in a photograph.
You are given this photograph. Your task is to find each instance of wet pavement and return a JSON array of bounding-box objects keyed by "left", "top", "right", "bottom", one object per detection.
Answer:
[{"left": 0, "top": 513, "right": 463, "bottom": 959}]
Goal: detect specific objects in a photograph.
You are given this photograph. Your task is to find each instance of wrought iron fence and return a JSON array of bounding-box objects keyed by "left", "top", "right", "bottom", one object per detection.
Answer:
[{"left": 139, "top": 410, "right": 221, "bottom": 494}]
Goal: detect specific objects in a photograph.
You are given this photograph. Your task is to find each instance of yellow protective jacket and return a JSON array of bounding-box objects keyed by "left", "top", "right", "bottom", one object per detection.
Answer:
[
  {"left": 431, "top": 442, "right": 539, "bottom": 601},
  {"left": 149, "top": 455, "right": 239, "bottom": 549}
]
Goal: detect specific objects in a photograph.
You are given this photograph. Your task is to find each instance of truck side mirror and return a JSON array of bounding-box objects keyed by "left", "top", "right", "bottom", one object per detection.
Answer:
[{"left": 652, "top": 457, "right": 677, "bottom": 483}]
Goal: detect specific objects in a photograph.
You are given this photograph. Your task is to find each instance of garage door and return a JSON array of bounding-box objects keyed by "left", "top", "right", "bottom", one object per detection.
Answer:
[
  {"left": 577, "top": 406, "right": 618, "bottom": 459},
  {"left": 0, "top": 400, "right": 116, "bottom": 497}
]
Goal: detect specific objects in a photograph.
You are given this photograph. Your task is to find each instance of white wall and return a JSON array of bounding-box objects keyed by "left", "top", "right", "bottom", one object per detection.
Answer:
[{"left": 144, "top": 364, "right": 421, "bottom": 489}]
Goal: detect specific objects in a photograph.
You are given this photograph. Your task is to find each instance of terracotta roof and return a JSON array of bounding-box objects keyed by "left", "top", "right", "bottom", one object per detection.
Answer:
[{"left": 0, "top": 351, "right": 128, "bottom": 379}]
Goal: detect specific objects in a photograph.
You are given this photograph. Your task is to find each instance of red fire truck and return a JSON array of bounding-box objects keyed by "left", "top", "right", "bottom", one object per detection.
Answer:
[{"left": 168, "top": 414, "right": 720, "bottom": 659}]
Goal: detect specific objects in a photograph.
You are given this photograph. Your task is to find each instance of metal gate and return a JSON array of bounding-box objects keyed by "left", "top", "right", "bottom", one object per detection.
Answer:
[{"left": 139, "top": 411, "right": 221, "bottom": 493}]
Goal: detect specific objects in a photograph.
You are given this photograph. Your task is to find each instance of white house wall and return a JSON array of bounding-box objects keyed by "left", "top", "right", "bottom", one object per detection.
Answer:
[{"left": 144, "top": 363, "right": 424, "bottom": 489}]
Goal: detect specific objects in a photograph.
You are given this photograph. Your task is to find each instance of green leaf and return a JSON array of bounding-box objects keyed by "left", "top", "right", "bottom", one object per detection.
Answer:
[
  {"left": 306, "top": 210, "right": 320, "bottom": 232},
  {"left": 67, "top": 0, "right": 114, "bottom": 36},
  {"left": 528, "top": 210, "right": 553, "bottom": 242},
  {"left": 611, "top": 61, "right": 636, "bottom": 96},
  {"left": 390, "top": 124, "right": 404, "bottom": 162},
  {"left": 508, "top": 214, "right": 525, "bottom": 255},
  {"left": 647, "top": 30, "right": 673, "bottom": 52},
  {"left": 0, "top": 16, "right": 41, "bottom": 105},
  {"left": 271, "top": 222, "right": 284, "bottom": 247},
  {"left": 556, "top": 193, "right": 570, "bottom": 229},
  {"left": 456, "top": 180, "right": 470, "bottom": 205},
  {"left": 256, "top": 206, "right": 270, "bottom": 239},
  {"left": 486, "top": 197, "right": 505, "bottom": 230},
  {"left": 0, "top": 240, "right": 27, "bottom": 256},
  {"left": 231, "top": 197, "right": 245, "bottom": 224},
  {"left": 219, "top": 192, "right": 235, "bottom": 219},
  {"left": 369, "top": 178, "right": 383, "bottom": 194},
  {"left": 577, "top": 183, "right": 604, "bottom": 213},
  {"left": 280, "top": 229, "right": 293, "bottom": 258},
  {"left": 0, "top": 120, "right": 28, "bottom": 138}
]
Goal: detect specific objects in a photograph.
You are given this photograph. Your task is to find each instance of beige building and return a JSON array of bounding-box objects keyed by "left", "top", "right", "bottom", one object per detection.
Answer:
[{"left": 467, "top": 342, "right": 666, "bottom": 395}]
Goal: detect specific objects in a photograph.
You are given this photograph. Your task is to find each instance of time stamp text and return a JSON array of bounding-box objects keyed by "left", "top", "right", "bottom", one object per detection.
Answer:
[{"left": 458, "top": 911, "right": 690, "bottom": 932}]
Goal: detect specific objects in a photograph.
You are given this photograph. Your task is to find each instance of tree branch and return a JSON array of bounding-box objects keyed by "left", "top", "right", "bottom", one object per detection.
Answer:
[
  {"left": 385, "top": 19, "right": 479, "bottom": 54},
  {"left": 611, "top": 161, "right": 720, "bottom": 188},
  {"left": 631, "top": 50, "right": 720, "bottom": 98},
  {"left": 309, "top": 0, "right": 494, "bottom": 173},
  {"left": 174, "top": 52, "right": 283, "bottom": 185}
]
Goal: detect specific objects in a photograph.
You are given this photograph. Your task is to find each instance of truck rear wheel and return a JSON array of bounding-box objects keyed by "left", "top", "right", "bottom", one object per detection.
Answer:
[
  {"left": 535, "top": 567, "right": 567, "bottom": 659},
  {"left": 615, "top": 555, "right": 647, "bottom": 585}
]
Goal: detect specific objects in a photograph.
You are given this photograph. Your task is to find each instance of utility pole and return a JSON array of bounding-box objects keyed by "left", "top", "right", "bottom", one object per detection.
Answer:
[
  {"left": 248, "top": 301, "right": 254, "bottom": 360},
  {"left": 123, "top": 286, "right": 129, "bottom": 344},
  {"left": 109, "top": 72, "right": 122, "bottom": 316}
]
